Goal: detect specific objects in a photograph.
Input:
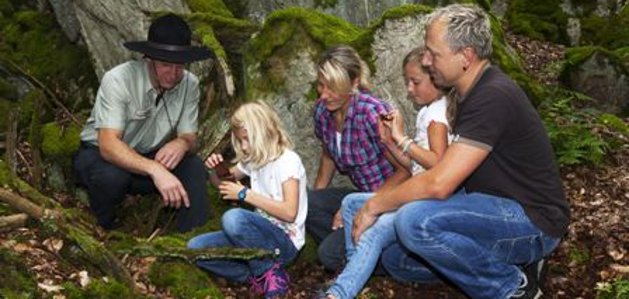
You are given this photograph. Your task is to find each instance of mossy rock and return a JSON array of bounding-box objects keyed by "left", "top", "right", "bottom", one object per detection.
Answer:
[
  {"left": 0, "top": 98, "right": 13, "bottom": 132},
  {"left": 559, "top": 46, "right": 629, "bottom": 115},
  {"left": 0, "top": 6, "right": 98, "bottom": 106},
  {"left": 149, "top": 261, "right": 223, "bottom": 299},
  {"left": 62, "top": 278, "right": 140, "bottom": 299},
  {"left": 505, "top": 0, "right": 569, "bottom": 44},
  {"left": 245, "top": 7, "right": 363, "bottom": 95},
  {"left": 0, "top": 247, "right": 38, "bottom": 298},
  {"left": 580, "top": 5, "right": 629, "bottom": 50}
]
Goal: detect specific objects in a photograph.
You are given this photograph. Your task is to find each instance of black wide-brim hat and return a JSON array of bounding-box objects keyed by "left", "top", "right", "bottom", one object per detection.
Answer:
[{"left": 124, "top": 14, "right": 214, "bottom": 64}]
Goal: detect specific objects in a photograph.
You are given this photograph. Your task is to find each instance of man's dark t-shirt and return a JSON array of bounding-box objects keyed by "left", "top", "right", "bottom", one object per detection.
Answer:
[{"left": 454, "top": 66, "right": 570, "bottom": 238}]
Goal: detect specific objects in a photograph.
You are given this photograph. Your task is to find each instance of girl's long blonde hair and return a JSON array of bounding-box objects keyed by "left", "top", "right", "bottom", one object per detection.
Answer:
[
  {"left": 403, "top": 47, "right": 458, "bottom": 130},
  {"left": 230, "top": 101, "right": 293, "bottom": 169}
]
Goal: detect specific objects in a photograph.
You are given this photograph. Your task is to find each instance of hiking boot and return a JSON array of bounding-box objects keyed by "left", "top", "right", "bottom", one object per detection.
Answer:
[
  {"left": 510, "top": 268, "right": 542, "bottom": 299},
  {"left": 258, "top": 262, "right": 289, "bottom": 299},
  {"left": 524, "top": 258, "right": 548, "bottom": 289}
]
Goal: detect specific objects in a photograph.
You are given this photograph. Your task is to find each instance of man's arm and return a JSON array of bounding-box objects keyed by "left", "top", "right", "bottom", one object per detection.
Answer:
[
  {"left": 98, "top": 128, "right": 190, "bottom": 208},
  {"left": 155, "top": 133, "right": 196, "bottom": 169},
  {"left": 352, "top": 142, "right": 489, "bottom": 242}
]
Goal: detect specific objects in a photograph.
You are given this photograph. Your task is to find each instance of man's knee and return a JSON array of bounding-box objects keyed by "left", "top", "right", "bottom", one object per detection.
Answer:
[{"left": 317, "top": 229, "right": 345, "bottom": 271}]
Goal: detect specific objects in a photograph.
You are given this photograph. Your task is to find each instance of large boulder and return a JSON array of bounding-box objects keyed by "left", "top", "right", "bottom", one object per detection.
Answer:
[{"left": 560, "top": 47, "right": 629, "bottom": 115}]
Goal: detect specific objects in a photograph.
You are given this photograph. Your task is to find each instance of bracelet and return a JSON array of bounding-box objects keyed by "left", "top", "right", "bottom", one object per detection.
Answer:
[
  {"left": 396, "top": 136, "right": 410, "bottom": 148},
  {"left": 401, "top": 139, "right": 413, "bottom": 154}
]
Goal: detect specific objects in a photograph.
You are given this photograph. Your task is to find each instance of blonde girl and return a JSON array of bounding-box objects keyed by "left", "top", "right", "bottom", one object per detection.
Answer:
[{"left": 188, "top": 101, "right": 308, "bottom": 299}]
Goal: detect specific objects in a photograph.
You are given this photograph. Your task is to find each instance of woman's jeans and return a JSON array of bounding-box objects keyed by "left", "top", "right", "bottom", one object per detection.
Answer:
[
  {"left": 187, "top": 208, "right": 298, "bottom": 282},
  {"left": 327, "top": 192, "right": 397, "bottom": 299},
  {"left": 306, "top": 188, "right": 355, "bottom": 271},
  {"left": 381, "top": 191, "right": 561, "bottom": 299}
]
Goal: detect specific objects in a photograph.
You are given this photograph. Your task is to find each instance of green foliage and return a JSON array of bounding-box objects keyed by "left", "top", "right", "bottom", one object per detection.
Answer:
[
  {"left": 539, "top": 88, "right": 610, "bottom": 166},
  {"left": 149, "top": 261, "right": 223, "bottom": 299},
  {"left": 0, "top": 247, "right": 38, "bottom": 298},
  {"left": 505, "top": 0, "right": 569, "bottom": 44},
  {"left": 596, "top": 278, "right": 629, "bottom": 299},
  {"left": 580, "top": 5, "right": 629, "bottom": 49},
  {"left": 62, "top": 278, "right": 138, "bottom": 299},
  {"left": 40, "top": 122, "right": 81, "bottom": 158},
  {"left": 568, "top": 247, "right": 590, "bottom": 265}
]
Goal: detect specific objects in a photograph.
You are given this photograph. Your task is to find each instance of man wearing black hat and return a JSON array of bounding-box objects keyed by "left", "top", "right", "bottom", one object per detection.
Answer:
[{"left": 73, "top": 14, "right": 214, "bottom": 232}]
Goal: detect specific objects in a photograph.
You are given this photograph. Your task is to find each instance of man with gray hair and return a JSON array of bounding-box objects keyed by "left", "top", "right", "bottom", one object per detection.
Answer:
[{"left": 350, "top": 4, "right": 569, "bottom": 298}]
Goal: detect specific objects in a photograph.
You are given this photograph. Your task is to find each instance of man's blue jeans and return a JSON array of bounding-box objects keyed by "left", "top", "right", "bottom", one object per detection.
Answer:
[
  {"left": 187, "top": 208, "right": 298, "bottom": 282},
  {"left": 327, "top": 192, "right": 397, "bottom": 299},
  {"left": 382, "top": 191, "right": 561, "bottom": 299}
]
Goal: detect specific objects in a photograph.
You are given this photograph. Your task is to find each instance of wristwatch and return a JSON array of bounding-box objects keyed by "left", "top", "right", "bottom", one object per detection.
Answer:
[{"left": 237, "top": 187, "right": 248, "bottom": 202}]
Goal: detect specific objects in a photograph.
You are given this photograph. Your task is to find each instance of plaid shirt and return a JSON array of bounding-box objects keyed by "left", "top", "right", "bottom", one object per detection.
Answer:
[{"left": 314, "top": 92, "right": 394, "bottom": 191}]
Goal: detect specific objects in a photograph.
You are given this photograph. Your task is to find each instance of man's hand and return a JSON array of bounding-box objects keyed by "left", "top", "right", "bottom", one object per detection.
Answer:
[
  {"left": 352, "top": 204, "right": 378, "bottom": 244},
  {"left": 332, "top": 208, "right": 343, "bottom": 230},
  {"left": 155, "top": 138, "right": 189, "bottom": 169},
  {"left": 218, "top": 181, "right": 244, "bottom": 201},
  {"left": 150, "top": 165, "right": 190, "bottom": 208}
]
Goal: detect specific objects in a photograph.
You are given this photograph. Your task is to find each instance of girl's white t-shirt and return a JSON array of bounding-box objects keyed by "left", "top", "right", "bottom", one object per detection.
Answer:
[
  {"left": 237, "top": 149, "right": 308, "bottom": 250},
  {"left": 411, "top": 96, "right": 453, "bottom": 175}
]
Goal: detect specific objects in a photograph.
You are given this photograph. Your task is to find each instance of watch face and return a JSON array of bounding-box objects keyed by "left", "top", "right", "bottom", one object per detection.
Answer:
[{"left": 238, "top": 188, "right": 247, "bottom": 201}]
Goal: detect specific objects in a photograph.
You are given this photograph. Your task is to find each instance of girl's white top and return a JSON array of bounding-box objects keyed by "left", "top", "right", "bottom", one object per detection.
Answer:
[
  {"left": 411, "top": 96, "right": 453, "bottom": 175},
  {"left": 237, "top": 149, "right": 308, "bottom": 249}
]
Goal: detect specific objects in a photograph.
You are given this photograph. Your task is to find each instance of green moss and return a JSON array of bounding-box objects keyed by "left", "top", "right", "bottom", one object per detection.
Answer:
[
  {"left": 248, "top": 7, "right": 362, "bottom": 64},
  {"left": 0, "top": 247, "right": 38, "bottom": 298},
  {"left": 0, "top": 8, "right": 97, "bottom": 104},
  {"left": 505, "top": 0, "right": 569, "bottom": 44},
  {"left": 245, "top": 7, "right": 362, "bottom": 95},
  {"left": 187, "top": 13, "right": 257, "bottom": 60},
  {"left": 0, "top": 98, "right": 13, "bottom": 131},
  {"left": 40, "top": 122, "right": 81, "bottom": 158},
  {"left": 62, "top": 278, "right": 138, "bottom": 299},
  {"left": 580, "top": 6, "right": 629, "bottom": 49},
  {"left": 186, "top": 0, "right": 233, "bottom": 18},
  {"left": 149, "top": 261, "right": 223, "bottom": 299},
  {"left": 598, "top": 113, "right": 629, "bottom": 135}
]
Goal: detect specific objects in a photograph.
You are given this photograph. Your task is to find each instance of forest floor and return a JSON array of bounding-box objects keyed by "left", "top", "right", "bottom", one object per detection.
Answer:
[{"left": 1, "top": 32, "right": 628, "bottom": 299}]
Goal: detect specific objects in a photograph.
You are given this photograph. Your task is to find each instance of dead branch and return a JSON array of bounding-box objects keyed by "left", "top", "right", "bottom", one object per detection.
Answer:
[
  {"left": 0, "top": 213, "right": 28, "bottom": 229},
  {"left": 0, "top": 188, "right": 45, "bottom": 219}
]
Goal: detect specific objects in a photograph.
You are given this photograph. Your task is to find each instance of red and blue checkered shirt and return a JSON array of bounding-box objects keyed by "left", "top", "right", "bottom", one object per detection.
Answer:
[{"left": 314, "top": 92, "right": 394, "bottom": 192}]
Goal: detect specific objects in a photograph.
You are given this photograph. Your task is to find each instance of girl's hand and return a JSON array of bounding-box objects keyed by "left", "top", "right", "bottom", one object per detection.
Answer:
[
  {"left": 204, "top": 153, "right": 224, "bottom": 169},
  {"left": 388, "top": 111, "right": 406, "bottom": 142},
  {"left": 378, "top": 116, "right": 395, "bottom": 147},
  {"left": 218, "top": 181, "right": 243, "bottom": 201}
]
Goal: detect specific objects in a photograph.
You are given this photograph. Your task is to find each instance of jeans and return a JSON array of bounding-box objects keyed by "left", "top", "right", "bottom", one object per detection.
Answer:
[
  {"left": 72, "top": 143, "right": 210, "bottom": 232},
  {"left": 306, "top": 188, "right": 355, "bottom": 271},
  {"left": 386, "top": 191, "right": 561, "bottom": 299},
  {"left": 187, "top": 208, "right": 298, "bottom": 282},
  {"left": 327, "top": 193, "right": 397, "bottom": 299}
]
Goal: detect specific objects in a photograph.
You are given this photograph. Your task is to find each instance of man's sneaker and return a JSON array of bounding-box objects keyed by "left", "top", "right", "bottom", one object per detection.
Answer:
[
  {"left": 258, "top": 262, "right": 290, "bottom": 298},
  {"left": 510, "top": 269, "right": 543, "bottom": 299},
  {"left": 524, "top": 258, "right": 547, "bottom": 289}
]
